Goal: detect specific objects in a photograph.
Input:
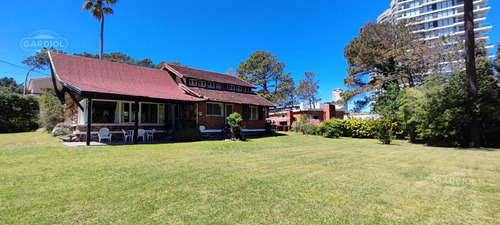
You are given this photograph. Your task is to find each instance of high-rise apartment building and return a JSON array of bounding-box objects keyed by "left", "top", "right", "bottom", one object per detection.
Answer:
[
  {"left": 369, "top": 0, "right": 493, "bottom": 111},
  {"left": 378, "top": 0, "right": 492, "bottom": 49}
]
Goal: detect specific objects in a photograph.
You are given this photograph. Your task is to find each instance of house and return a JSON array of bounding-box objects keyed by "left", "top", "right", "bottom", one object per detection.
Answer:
[
  {"left": 28, "top": 76, "right": 53, "bottom": 95},
  {"left": 268, "top": 102, "right": 338, "bottom": 131},
  {"left": 48, "top": 52, "right": 275, "bottom": 145}
]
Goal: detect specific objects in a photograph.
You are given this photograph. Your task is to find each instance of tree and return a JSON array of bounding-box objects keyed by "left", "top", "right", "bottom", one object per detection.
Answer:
[
  {"left": 343, "top": 21, "right": 446, "bottom": 103},
  {"left": 0, "top": 77, "right": 23, "bottom": 94},
  {"left": 296, "top": 72, "right": 321, "bottom": 109},
  {"left": 278, "top": 78, "right": 297, "bottom": 108},
  {"left": 464, "top": 0, "right": 480, "bottom": 148},
  {"left": 495, "top": 43, "right": 500, "bottom": 76},
  {"left": 82, "top": 0, "right": 118, "bottom": 60},
  {"left": 38, "top": 91, "right": 64, "bottom": 132},
  {"left": 0, "top": 92, "right": 39, "bottom": 133},
  {"left": 236, "top": 51, "right": 292, "bottom": 103},
  {"left": 21, "top": 48, "right": 63, "bottom": 95}
]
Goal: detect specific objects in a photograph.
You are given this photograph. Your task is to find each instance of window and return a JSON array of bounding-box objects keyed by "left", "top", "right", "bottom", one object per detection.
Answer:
[
  {"left": 198, "top": 81, "right": 206, "bottom": 87},
  {"left": 207, "top": 82, "right": 215, "bottom": 89},
  {"left": 236, "top": 86, "right": 242, "bottom": 92},
  {"left": 121, "top": 102, "right": 137, "bottom": 123},
  {"left": 229, "top": 85, "right": 235, "bottom": 91},
  {"left": 92, "top": 100, "right": 118, "bottom": 123},
  {"left": 216, "top": 83, "right": 221, "bottom": 89},
  {"left": 222, "top": 84, "right": 228, "bottom": 90},
  {"left": 188, "top": 79, "right": 197, "bottom": 86},
  {"left": 141, "top": 103, "right": 158, "bottom": 123},
  {"left": 250, "top": 106, "right": 258, "bottom": 120},
  {"left": 207, "top": 103, "right": 222, "bottom": 116}
]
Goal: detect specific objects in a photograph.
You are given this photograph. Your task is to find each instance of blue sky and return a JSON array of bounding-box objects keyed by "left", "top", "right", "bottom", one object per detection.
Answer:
[{"left": 1, "top": 0, "right": 499, "bottom": 104}]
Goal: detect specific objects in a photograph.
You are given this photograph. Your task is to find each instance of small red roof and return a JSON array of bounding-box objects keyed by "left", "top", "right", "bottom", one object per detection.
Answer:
[
  {"left": 165, "top": 64, "right": 256, "bottom": 88},
  {"left": 187, "top": 87, "right": 275, "bottom": 107},
  {"left": 49, "top": 52, "right": 202, "bottom": 102}
]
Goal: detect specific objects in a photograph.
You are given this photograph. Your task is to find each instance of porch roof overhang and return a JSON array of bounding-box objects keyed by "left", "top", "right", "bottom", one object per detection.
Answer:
[{"left": 48, "top": 52, "right": 204, "bottom": 103}]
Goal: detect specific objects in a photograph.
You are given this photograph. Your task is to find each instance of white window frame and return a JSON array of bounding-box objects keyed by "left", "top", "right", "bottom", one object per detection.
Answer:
[
  {"left": 236, "top": 86, "right": 242, "bottom": 92},
  {"left": 249, "top": 106, "right": 258, "bottom": 120},
  {"left": 207, "top": 82, "right": 215, "bottom": 89},
  {"left": 216, "top": 83, "right": 221, "bottom": 89},
  {"left": 77, "top": 99, "right": 164, "bottom": 125},
  {"left": 188, "top": 79, "right": 197, "bottom": 86},
  {"left": 229, "top": 85, "right": 235, "bottom": 91},
  {"left": 198, "top": 81, "right": 206, "bottom": 87},
  {"left": 206, "top": 102, "right": 223, "bottom": 117}
]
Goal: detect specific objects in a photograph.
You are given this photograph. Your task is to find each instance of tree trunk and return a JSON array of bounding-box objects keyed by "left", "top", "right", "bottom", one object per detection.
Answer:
[
  {"left": 23, "top": 67, "right": 35, "bottom": 95},
  {"left": 99, "top": 15, "right": 104, "bottom": 60},
  {"left": 464, "top": 0, "right": 480, "bottom": 148}
]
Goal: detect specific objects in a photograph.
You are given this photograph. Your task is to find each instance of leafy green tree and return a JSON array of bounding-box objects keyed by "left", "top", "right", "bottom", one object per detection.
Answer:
[
  {"left": 38, "top": 91, "right": 64, "bottom": 132},
  {"left": 343, "top": 21, "right": 446, "bottom": 103},
  {"left": 373, "top": 81, "right": 401, "bottom": 115},
  {"left": 236, "top": 51, "right": 292, "bottom": 103},
  {"left": 82, "top": 0, "right": 118, "bottom": 60},
  {"left": 0, "top": 77, "right": 23, "bottom": 94},
  {"left": 296, "top": 72, "right": 321, "bottom": 109},
  {"left": 278, "top": 78, "right": 297, "bottom": 108},
  {"left": 495, "top": 43, "right": 500, "bottom": 76}
]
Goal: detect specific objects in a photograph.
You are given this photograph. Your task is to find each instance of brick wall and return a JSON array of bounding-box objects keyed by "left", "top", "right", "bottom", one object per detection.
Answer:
[{"left": 197, "top": 102, "right": 266, "bottom": 130}]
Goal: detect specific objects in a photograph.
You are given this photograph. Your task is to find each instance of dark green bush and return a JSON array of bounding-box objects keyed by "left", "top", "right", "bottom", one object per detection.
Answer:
[
  {"left": 174, "top": 122, "right": 202, "bottom": 142},
  {"left": 38, "top": 91, "right": 63, "bottom": 132},
  {"left": 227, "top": 112, "right": 243, "bottom": 139},
  {"left": 374, "top": 116, "right": 396, "bottom": 144},
  {"left": 0, "top": 92, "right": 39, "bottom": 133},
  {"left": 318, "top": 120, "right": 342, "bottom": 138}
]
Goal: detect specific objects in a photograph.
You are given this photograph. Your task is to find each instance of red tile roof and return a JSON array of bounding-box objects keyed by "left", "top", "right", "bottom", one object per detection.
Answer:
[
  {"left": 49, "top": 52, "right": 202, "bottom": 102},
  {"left": 165, "top": 64, "right": 256, "bottom": 88},
  {"left": 187, "top": 87, "right": 275, "bottom": 107}
]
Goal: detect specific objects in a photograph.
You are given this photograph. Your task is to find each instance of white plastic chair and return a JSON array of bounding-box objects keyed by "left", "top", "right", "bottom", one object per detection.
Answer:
[
  {"left": 122, "top": 129, "right": 133, "bottom": 143},
  {"left": 137, "top": 129, "right": 146, "bottom": 142},
  {"left": 147, "top": 129, "right": 155, "bottom": 141},
  {"left": 98, "top": 128, "right": 112, "bottom": 143}
]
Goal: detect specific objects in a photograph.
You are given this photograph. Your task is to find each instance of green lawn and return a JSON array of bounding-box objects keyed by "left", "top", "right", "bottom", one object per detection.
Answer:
[{"left": 0, "top": 132, "right": 499, "bottom": 224}]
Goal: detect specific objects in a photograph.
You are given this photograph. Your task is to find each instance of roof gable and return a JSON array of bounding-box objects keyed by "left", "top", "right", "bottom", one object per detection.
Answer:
[{"left": 49, "top": 52, "right": 202, "bottom": 102}]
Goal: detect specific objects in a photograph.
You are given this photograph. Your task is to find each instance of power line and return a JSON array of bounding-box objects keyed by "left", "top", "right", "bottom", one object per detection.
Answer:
[{"left": 0, "top": 59, "right": 50, "bottom": 76}]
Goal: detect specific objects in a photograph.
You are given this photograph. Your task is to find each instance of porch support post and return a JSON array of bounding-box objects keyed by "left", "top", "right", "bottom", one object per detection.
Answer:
[
  {"left": 134, "top": 100, "right": 139, "bottom": 144},
  {"left": 86, "top": 98, "right": 92, "bottom": 146}
]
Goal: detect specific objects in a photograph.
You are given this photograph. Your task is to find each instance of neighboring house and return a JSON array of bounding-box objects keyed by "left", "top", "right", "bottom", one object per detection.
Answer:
[
  {"left": 28, "top": 76, "right": 53, "bottom": 95},
  {"left": 48, "top": 52, "right": 274, "bottom": 144},
  {"left": 268, "top": 102, "right": 338, "bottom": 131}
]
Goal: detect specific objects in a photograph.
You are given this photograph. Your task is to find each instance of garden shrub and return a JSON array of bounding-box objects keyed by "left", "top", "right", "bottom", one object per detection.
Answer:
[
  {"left": 344, "top": 118, "right": 375, "bottom": 138},
  {"left": 174, "top": 121, "right": 202, "bottom": 142},
  {"left": 0, "top": 92, "right": 39, "bottom": 133},
  {"left": 38, "top": 91, "right": 63, "bottom": 132},
  {"left": 227, "top": 112, "right": 243, "bottom": 139},
  {"left": 51, "top": 122, "right": 72, "bottom": 136},
  {"left": 374, "top": 116, "right": 396, "bottom": 144},
  {"left": 264, "top": 120, "right": 275, "bottom": 135},
  {"left": 318, "top": 120, "right": 342, "bottom": 138}
]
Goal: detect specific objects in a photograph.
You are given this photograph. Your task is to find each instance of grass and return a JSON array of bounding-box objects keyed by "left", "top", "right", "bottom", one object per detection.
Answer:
[{"left": 0, "top": 132, "right": 499, "bottom": 224}]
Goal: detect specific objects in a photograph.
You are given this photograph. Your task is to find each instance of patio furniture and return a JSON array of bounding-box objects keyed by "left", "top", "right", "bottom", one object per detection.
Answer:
[
  {"left": 137, "top": 129, "right": 146, "bottom": 142},
  {"left": 146, "top": 129, "right": 155, "bottom": 141},
  {"left": 98, "top": 128, "right": 112, "bottom": 143},
  {"left": 122, "top": 129, "right": 133, "bottom": 143}
]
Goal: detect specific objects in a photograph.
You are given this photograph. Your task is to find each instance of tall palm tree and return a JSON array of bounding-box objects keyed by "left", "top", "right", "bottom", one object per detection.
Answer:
[
  {"left": 82, "top": 0, "right": 118, "bottom": 60},
  {"left": 464, "top": 0, "right": 480, "bottom": 148}
]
